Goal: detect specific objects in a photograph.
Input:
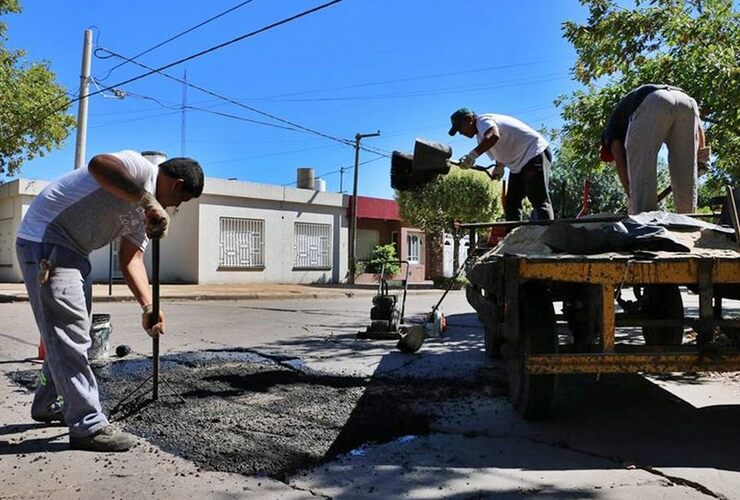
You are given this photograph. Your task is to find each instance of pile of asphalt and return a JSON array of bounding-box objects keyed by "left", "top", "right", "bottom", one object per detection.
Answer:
[{"left": 9, "top": 350, "right": 504, "bottom": 480}]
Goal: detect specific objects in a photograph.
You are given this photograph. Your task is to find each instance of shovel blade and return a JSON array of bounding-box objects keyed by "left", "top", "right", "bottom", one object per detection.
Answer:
[
  {"left": 396, "top": 325, "right": 426, "bottom": 353},
  {"left": 412, "top": 139, "right": 452, "bottom": 174}
]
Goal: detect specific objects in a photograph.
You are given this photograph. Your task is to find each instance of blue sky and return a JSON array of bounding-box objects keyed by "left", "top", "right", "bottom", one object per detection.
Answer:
[{"left": 5, "top": 0, "right": 587, "bottom": 198}]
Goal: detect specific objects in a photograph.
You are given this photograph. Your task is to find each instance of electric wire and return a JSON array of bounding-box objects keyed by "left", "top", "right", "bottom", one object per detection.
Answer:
[
  {"left": 97, "top": 46, "right": 391, "bottom": 158},
  {"left": 252, "top": 57, "right": 570, "bottom": 100},
  {"left": 119, "top": 88, "right": 300, "bottom": 132},
  {"left": 94, "top": 0, "right": 259, "bottom": 82},
  {"left": 6, "top": 0, "right": 346, "bottom": 147},
  {"left": 246, "top": 73, "right": 569, "bottom": 102},
  {"left": 281, "top": 155, "right": 385, "bottom": 186}
]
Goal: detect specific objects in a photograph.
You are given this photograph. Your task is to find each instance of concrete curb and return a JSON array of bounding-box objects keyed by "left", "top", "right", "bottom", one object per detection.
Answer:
[{"left": 0, "top": 288, "right": 446, "bottom": 304}]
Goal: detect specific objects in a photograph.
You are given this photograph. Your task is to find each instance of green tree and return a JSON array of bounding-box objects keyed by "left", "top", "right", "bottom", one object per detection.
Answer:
[
  {"left": 558, "top": 0, "right": 740, "bottom": 188},
  {"left": 396, "top": 169, "right": 500, "bottom": 271},
  {"left": 0, "top": 0, "right": 75, "bottom": 176}
]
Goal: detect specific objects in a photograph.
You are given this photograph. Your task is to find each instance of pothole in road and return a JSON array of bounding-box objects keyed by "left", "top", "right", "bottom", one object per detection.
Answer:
[{"left": 9, "top": 349, "right": 506, "bottom": 480}]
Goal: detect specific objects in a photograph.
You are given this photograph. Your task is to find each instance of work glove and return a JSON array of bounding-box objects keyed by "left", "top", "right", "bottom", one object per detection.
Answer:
[
  {"left": 491, "top": 163, "right": 505, "bottom": 180},
  {"left": 458, "top": 151, "right": 478, "bottom": 170},
  {"left": 138, "top": 192, "right": 170, "bottom": 240},
  {"left": 141, "top": 303, "right": 165, "bottom": 338}
]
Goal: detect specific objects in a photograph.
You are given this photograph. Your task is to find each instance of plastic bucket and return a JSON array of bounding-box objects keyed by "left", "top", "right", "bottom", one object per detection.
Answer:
[{"left": 88, "top": 314, "right": 112, "bottom": 360}]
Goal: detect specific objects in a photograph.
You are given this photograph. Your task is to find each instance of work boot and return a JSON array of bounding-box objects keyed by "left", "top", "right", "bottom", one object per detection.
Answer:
[
  {"left": 31, "top": 400, "right": 66, "bottom": 426},
  {"left": 70, "top": 425, "right": 137, "bottom": 452},
  {"left": 31, "top": 410, "right": 66, "bottom": 426}
]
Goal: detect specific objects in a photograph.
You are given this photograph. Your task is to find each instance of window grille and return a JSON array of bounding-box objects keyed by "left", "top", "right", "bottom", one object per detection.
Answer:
[
  {"left": 219, "top": 217, "right": 265, "bottom": 268},
  {"left": 294, "top": 222, "right": 331, "bottom": 269}
]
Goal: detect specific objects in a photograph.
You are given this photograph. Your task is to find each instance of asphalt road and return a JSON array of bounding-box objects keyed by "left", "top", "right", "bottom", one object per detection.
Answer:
[{"left": 1, "top": 291, "right": 739, "bottom": 499}]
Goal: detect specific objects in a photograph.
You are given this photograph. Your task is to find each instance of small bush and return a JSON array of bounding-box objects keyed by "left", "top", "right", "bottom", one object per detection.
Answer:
[
  {"left": 432, "top": 275, "right": 469, "bottom": 290},
  {"left": 365, "top": 244, "right": 401, "bottom": 277}
]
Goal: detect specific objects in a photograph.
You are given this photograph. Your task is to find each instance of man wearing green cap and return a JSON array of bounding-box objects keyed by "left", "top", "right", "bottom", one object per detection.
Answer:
[{"left": 449, "top": 108, "right": 554, "bottom": 221}]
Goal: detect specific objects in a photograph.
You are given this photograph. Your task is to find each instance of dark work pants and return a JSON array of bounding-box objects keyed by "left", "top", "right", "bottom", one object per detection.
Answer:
[{"left": 504, "top": 148, "right": 554, "bottom": 221}]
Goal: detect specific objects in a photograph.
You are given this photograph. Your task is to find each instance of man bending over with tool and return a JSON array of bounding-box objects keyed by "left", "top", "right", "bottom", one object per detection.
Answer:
[
  {"left": 16, "top": 151, "right": 204, "bottom": 452},
  {"left": 600, "top": 84, "right": 709, "bottom": 214},
  {"left": 449, "top": 107, "right": 554, "bottom": 221}
]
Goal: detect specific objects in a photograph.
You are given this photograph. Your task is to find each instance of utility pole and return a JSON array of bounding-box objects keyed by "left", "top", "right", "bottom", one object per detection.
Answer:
[
  {"left": 348, "top": 131, "right": 380, "bottom": 284},
  {"left": 339, "top": 166, "right": 346, "bottom": 193},
  {"left": 73, "top": 29, "right": 93, "bottom": 169}
]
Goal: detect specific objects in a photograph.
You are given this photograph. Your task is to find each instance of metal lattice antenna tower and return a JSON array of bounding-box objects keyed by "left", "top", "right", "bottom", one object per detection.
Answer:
[{"left": 180, "top": 69, "right": 187, "bottom": 156}]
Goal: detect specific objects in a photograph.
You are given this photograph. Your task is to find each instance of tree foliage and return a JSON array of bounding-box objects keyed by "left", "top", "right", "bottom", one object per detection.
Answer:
[
  {"left": 0, "top": 0, "right": 75, "bottom": 176},
  {"left": 396, "top": 169, "right": 500, "bottom": 269},
  {"left": 547, "top": 128, "right": 674, "bottom": 215},
  {"left": 396, "top": 170, "right": 501, "bottom": 234},
  {"left": 558, "top": 0, "right": 740, "bottom": 184}
]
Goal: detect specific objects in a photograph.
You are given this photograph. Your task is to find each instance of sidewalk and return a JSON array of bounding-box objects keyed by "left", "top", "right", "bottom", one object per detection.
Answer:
[{"left": 0, "top": 281, "right": 437, "bottom": 303}]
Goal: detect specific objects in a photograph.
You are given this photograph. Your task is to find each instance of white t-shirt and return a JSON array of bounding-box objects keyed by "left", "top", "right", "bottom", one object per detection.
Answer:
[
  {"left": 475, "top": 114, "right": 549, "bottom": 173},
  {"left": 17, "top": 150, "right": 157, "bottom": 255}
]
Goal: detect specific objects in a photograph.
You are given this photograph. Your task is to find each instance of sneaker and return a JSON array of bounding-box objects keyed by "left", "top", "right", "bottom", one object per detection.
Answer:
[
  {"left": 31, "top": 410, "right": 66, "bottom": 426},
  {"left": 70, "top": 425, "right": 137, "bottom": 452},
  {"left": 32, "top": 400, "right": 66, "bottom": 426}
]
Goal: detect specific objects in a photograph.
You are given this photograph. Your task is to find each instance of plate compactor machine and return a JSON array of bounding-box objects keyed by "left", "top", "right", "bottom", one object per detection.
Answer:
[{"left": 357, "top": 261, "right": 409, "bottom": 340}]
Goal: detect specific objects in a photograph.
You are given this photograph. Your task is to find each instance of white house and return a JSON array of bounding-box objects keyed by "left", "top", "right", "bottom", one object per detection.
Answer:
[
  {"left": 0, "top": 179, "right": 48, "bottom": 282},
  {"left": 0, "top": 177, "right": 349, "bottom": 284}
]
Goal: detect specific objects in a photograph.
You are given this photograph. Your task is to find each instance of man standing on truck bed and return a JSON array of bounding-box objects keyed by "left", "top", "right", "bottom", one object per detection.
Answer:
[
  {"left": 600, "top": 84, "right": 709, "bottom": 214},
  {"left": 449, "top": 107, "right": 554, "bottom": 221}
]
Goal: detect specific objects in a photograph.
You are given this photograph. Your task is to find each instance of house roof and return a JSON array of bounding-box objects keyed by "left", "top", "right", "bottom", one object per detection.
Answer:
[{"left": 352, "top": 195, "right": 400, "bottom": 221}]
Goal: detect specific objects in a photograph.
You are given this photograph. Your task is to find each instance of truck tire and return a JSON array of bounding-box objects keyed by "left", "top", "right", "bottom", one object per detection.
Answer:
[
  {"left": 484, "top": 327, "right": 504, "bottom": 359},
  {"left": 641, "top": 285, "right": 684, "bottom": 345},
  {"left": 507, "top": 282, "right": 557, "bottom": 420}
]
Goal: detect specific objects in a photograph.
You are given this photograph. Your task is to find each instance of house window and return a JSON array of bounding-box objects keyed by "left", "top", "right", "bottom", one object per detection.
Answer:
[
  {"left": 219, "top": 217, "right": 265, "bottom": 269},
  {"left": 407, "top": 233, "right": 422, "bottom": 264},
  {"left": 294, "top": 222, "right": 331, "bottom": 269},
  {"left": 356, "top": 229, "right": 380, "bottom": 260}
]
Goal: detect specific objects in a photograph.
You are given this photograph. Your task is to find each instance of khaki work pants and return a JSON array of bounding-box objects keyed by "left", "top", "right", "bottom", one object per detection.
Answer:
[{"left": 625, "top": 89, "right": 699, "bottom": 214}]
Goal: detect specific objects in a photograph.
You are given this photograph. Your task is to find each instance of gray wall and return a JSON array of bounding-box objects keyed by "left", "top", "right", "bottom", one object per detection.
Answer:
[
  {"left": 196, "top": 180, "right": 348, "bottom": 284},
  {"left": 2, "top": 177, "right": 349, "bottom": 285}
]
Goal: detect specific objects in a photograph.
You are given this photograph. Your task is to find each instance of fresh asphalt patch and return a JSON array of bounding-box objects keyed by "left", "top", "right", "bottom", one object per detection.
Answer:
[{"left": 8, "top": 349, "right": 506, "bottom": 480}]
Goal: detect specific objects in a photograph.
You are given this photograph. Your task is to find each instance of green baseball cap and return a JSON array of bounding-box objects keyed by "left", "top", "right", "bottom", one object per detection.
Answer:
[{"left": 448, "top": 107, "right": 475, "bottom": 136}]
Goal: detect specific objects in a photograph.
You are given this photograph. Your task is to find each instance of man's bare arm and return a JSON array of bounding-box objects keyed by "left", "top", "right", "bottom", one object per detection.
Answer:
[
  {"left": 473, "top": 125, "right": 500, "bottom": 156},
  {"left": 119, "top": 237, "right": 151, "bottom": 307},
  {"left": 611, "top": 139, "right": 630, "bottom": 194},
  {"left": 88, "top": 154, "right": 145, "bottom": 203}
]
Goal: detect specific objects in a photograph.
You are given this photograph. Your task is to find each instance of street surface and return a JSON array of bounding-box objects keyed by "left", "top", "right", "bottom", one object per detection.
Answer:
[{"left": 1, "top": 291, "right": 739, "bottom": 499}]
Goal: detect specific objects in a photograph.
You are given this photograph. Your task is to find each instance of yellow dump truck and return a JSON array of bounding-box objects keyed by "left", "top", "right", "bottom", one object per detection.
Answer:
[{"left": 462, "top": 212, "right": 740, "bottom": 419}]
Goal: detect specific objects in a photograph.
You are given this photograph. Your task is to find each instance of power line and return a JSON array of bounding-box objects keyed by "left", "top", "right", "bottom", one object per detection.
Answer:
[
  {"left": 254, "top": 74, "right": 569, "bottom": 102},
  {"left": 7, "top": 0, "right": 347, "bottom": 147},
  {"left": 208, "top": 143, "right": 342, "bottom": 166},
  {"left": 116, "top": 88, "right": 300, "bottom": 131},
  {"left": 88, "top": 0, "right": 346, "bottom": 103},
  {"left": 97, "top": 46, "right": 391, "bottom": 158},
  {"left": 94, "top": 0, "right": 259, "bottom": 82},
  {"left": 281, "top": 155, "right": 385, "bottom": 186},
  {"left": 252, "top": 58, "right": 570, "bottom": 100},
  {"left": 86, "top": 85, "right": 294, "bottom": 131}
]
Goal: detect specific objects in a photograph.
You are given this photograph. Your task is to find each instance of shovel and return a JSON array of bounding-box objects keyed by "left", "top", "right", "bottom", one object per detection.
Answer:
[
  {"left": 396, "top": 254, "right": 472, "bottom": 353},
  {"left": 413, "top": 138, "right": 498, "bottom": 181}
]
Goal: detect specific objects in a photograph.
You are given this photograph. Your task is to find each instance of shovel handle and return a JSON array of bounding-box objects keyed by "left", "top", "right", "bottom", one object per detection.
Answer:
[
  {"left": 448, "top": 159, "right": 496, "bottom": 180},
  {"left": 151, "top": 238, "right": 160, "bottom": 401}
]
